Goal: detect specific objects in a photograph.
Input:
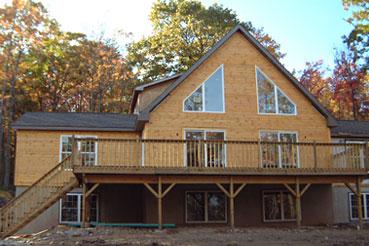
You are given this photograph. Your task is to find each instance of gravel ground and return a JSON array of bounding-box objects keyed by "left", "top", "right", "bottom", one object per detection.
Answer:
[{"left": 1, "top": 225, "right": 369, "bottom": 246}]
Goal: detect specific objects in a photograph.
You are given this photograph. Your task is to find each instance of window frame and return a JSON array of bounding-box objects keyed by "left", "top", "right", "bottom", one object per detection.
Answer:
[
  {"left": 259, "top": 130, "right": 300, "bottom": 168},
  {"left": 255, "top": 66, "right": 297, "bottom": 116},
  {"left": 349, "top": 192, "right": 369, "bottom": 221},
  {"left": 183, "top": 64, "right": 225, "bottom": 113},
  {"left": 183, "top": 129, "right": 227, "bottom": 167},
  {"left": 262, "top": 190, "right": 297, "bottom": 222},
  {"left": 59, "top": 135, "right": 98, "bottom": 165},
  {"left": 185, "top": 191, "right": 227, "bottom": 224},
  {"left": 59, "top": 193, "right": 99, "bottom": 224}
]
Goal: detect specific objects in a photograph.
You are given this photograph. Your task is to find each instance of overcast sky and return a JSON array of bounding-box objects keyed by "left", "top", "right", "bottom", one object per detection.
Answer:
[{"left": 0, "top": 0, "right": 352, "bottom": 73}]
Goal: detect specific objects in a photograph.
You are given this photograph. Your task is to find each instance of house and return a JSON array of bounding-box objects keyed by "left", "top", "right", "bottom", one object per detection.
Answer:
[
  {"left": 330, "top": 120, "right": 369, "bottom": 224},
  {"left": 1, "top": 25, "right": 368, "bottom": 237}
]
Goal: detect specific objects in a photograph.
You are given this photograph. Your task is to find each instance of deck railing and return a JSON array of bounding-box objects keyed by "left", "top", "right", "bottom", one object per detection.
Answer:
[{"left": 73, "top": 138, "right": 369, "bottom": 171}]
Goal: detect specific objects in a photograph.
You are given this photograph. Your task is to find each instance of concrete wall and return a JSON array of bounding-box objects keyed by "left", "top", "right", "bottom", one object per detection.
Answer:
[
  {"left": 332, "top": 185, "right": 369, "bottom": 224},
  {"left": 15, "top": 186, "right": 60, "bottom": 234}
]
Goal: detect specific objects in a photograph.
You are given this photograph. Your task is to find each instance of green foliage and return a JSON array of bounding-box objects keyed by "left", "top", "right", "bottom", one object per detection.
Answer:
[
  {"left": 127, "top": 0, "right": 284, "bottom": 82},
  {"left": 343, "top": 0, "right": 369, "bottom": 66}
]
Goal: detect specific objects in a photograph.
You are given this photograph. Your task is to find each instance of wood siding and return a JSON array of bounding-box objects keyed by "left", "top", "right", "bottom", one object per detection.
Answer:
[
  {"left": 14, "top": 130, "right": 140, "bottom": 186},
  {"left": 135, "top": 79, "right": 175, "bottom": 113},
  {"left": 142, "top": 32, "right": 331, "bottom": 143}
]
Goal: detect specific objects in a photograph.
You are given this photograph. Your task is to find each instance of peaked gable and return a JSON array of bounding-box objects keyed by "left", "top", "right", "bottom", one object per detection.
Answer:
[{"left": 138, "top": 25, "right": 336, "bottom": 127}]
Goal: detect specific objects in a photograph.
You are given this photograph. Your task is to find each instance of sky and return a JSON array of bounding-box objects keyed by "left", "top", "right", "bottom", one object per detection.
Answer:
[{"left": 0, "top": 0, "right": 353, "bottom": 73}]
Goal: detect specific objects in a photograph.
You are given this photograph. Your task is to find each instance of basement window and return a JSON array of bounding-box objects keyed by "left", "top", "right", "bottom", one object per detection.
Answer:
[
  {"left": 259, "top": 131, "right": 299, "bottom": 168},
  {"left": 256, "top": 67, "right": 296, "bottom": 115},
  {"left": 185, "top": 191, "right": 226, "bottom": 223},
  {"left": 349, "top": 193, "right": 369, "bottom": 220},
  {"left": 263, "top": 191, "right": 296, "bottom": 222},
  {"left": 59, "top": 193, "right": 98, "bottom": 224},
  {"left": 183, "top": 65, "right": 225, "bottom": 112}
]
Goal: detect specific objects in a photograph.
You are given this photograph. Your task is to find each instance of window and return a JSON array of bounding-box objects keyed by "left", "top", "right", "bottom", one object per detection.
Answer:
[
  {"left": 185, "top": 130, "right": 226, "bottom": 167},
  {"left": 259, "top": 131, "right": 299, "bottom": 168},
  {"left": 256, "top": 68, "right": 296, "bottom": 115},
  {"left": 263, "top": 191, "right": 296, "bottom": 222},
  {"left": 186, "top": 191, "right": 226, "bottom": 223},
  {"left": 184, "top": 65, "right": 225, "bottom": 112},
  {"left": 60, "top": 135, "right": 97, "bottom": 166},
  {"left": 60, "top": 193, "right": 98, "bottom": 224},
  {"left": 349, "top": 193, "right": 369, "bottom": 220}
]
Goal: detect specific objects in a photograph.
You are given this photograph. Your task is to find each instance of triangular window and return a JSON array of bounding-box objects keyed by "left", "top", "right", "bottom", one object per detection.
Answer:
[
  {"left": 184, "top": 65, "right": 224, "bottom": 112},
  {"left": 257, "top": 68, "right": 296, "bottom": 115}
]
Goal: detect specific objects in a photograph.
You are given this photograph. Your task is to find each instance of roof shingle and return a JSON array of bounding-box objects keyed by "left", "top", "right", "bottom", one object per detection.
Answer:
[
  {"left": 331, "top": 120, "right": 369, "bottom": 138},
  {"left": 12, "top": 112, "right": 138, "bottom": 132}
]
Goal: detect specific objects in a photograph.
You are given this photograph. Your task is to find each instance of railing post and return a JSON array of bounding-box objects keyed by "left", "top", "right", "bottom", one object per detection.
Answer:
[
  {"left": 313, "top": 141, "right": 317, "bottom": 169},
  {"left": 141, "top": 139, "right": 145, "bottom": 167},
  {"left": 71, "top": 135, "right": 78, "bottom": 166},
  {"left": 364, "top": 141, "right": 369, "bottom": 169}
]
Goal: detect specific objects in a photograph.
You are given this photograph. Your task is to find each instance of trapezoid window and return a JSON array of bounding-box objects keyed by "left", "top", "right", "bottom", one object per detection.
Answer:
[
  {"left": 256, "top": 68, "right": 296, "bottom": 115},
  {"left": 184, "top": 65, "right": 224, "bottom": 112}
]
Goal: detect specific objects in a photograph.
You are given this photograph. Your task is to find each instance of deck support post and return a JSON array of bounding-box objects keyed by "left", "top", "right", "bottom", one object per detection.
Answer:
[
  {"left": 356, "top": 176, "right": 363, "bottom": 229},
  {"left": 284, "top": 178, "right": 311, "bottom": 228},
  {"left": 295, "top": 177, "right": 302, "bottom": 228},
  {"left": 216, "top": 178, "right": 247, "bottom": 229},
  {"left": 81, "top": 180, "right": 90, "bottom": 228},
  {"left": 158, "top": 176, "right": 162, "bottom": 230},
  {"left": 144, "top": 177, "right": 176, "bottom": 230}
]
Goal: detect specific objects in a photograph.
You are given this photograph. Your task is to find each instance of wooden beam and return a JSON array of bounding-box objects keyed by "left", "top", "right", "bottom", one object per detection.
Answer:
[
  {"left": 300, "top": 184, "right": 311, "bottom": 197},
  {"left": 229, "top": 178, "right": 235, "bottom": 229},
  {"left": 216, "top": 183, "right": 231, "bottom": 198},
  {"left": 233, "top": 183, "right": 247, "bottom": 198},
  {"left": 283, "top": 183, "right": 297, "bottom": 197},
  {"left": 85, "top": 183, "right": 100, "bottom": 198},
  {"left": 162, "top": 183, "right": 176, "bottom": 198},
  {"left": 345, "top": 183, "right": 357, "bottom": 195},
  {"left": 144, "top": 183, "right": 159, "bottom": 198},
  {"left": 158, "top": 176, "right": 163, "bottom": 230},
  {"left": 295, "top": 177, "right": 302, "bottom": 228},
  {"left": 81, "top": 181, "right": 90, "bottom": 228},
  {"left": 356, "top": 177, "right": 363, "bottom": 229}
]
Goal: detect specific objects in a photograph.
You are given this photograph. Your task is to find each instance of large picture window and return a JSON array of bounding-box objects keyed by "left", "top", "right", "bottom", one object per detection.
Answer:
[
  {"left": 263, "top": 191, "right": 296, "bottom": 222},
  {"left": 349, "top": 193, "right": 369, "bottom": 220},
  {"left": 184, "top": 65, "right": 225, "bottom": 112},
  {"left": 256, "top": 68, "right": 296, "bottom": 115},
  {"left": 60, "top": 135, "right": 97, "bottom": 166},
  {"left": 186, "top": 191, "right": 226, "bottom": 223},
  {"left": 60, "top": 193, "right": 98, "bottom": 224},
  {"left": 259, "top": 131, "right": 299, "bottom": 168},
  {"left": 185, "top": 130, "right": 226, "bottom": 167}
]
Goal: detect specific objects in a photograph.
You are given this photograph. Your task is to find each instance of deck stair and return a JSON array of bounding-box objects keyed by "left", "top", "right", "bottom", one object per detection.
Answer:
[{"left": 0, "top": 156, "right": 78, "bottom": 238}]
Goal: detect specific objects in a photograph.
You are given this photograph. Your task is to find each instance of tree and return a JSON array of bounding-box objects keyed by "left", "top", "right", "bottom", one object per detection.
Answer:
[
  {"left": 330, "top": 50, "right": 368, "bottom": 120},
  {"left": 299, "top": 60, "right": 333, "bottom": 111},
  {"left": 343, "top": 0, "right": 369, "bottom": 67},
  {"left": 127, "top": 0, "right": 285, "bottom": 82},
  {"left": 0, "top": 0, "right": 51, "bottom": 188}
]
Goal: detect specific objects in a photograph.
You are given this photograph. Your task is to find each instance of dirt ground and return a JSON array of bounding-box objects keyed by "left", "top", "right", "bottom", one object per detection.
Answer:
[{"left": 2, "top": 225, "right": 369, "bottom": 246}]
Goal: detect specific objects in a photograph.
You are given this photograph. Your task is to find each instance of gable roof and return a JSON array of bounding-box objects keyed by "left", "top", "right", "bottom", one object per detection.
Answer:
[
  {"left": 138, "top": 24, "right": 337, "bottom": 127},
  {"left": 331, "top": 120, "right": 369, "bottom": 138},
  {"left": 130, "top": 74, "right": 181, "bottom": 113},
  {"left": 12, "top": 112, "right": 138, "bottom": 132}
]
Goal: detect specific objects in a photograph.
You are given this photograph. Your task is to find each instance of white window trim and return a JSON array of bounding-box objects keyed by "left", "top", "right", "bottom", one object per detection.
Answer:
[
  {"left": 185, "top": 191, "right": 227, "bottom": 224},
  {"left": 259, "top": 130, "right": 300, "bottom": 168},
  {"left": 183, "top": 64, "right": 225, "bottom": 113},
  {"left": 262, "top": 190, "right": 297, "bottom": 222},
  {"left": 349, "top": 192, "right": 369, "bottom": 221},
  {"left": 59, "top": 135, "right": 98, "bottom": 165},
  {"left": 183, "top": 129, "right": 227, "bottom": 167},
  {"left": 255, "top": 66, "right": 297, "bottom": 116},
  {"left": 59, "top": 193, "right": 99, "bottom": 224}
]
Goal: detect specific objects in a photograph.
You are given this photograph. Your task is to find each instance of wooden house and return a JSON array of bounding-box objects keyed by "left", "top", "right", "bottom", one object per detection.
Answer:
[{"left": 1, "top": 25, "right": 368, "bottom": 237}]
